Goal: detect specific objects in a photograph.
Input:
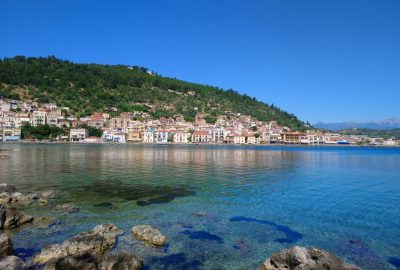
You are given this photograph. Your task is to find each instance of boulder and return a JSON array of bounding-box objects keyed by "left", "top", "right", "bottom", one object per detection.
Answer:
[
  {"left": 1, "top": 206, "right": 34, "bottom": 229},
  {"left": 0, "top": 255, "right": 27, "bottom": 270},
  {"left": 34, "top": 224, "right": 122, "bottom": 265},
  {"left": 262, "top": 246, "right": 361, "bottom": 270},
  {"left": 46, "top": 253, "right": 98, "bottom": 270},
  {"left": 131, "top": 225, "right": 167, "bottom": 246},
  {"left": 99, "top": 252, "right": 143, "bottom": 270},
  {"left": 0, "top": 233, "right": 13, "bottom": 256}
]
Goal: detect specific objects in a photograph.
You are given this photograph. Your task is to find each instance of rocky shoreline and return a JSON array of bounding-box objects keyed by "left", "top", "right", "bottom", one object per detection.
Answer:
[{"left": 0, "top": 183, "right": 361, "bottom": 270}]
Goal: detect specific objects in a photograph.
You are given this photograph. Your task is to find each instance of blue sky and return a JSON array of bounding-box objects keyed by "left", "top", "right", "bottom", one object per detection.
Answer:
[{"left": 1, "top": 0, "right": 399, "bottom": 123}]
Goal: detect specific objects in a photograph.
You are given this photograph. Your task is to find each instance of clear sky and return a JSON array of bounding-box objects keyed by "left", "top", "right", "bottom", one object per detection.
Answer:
[{"left": 1, "top": 0, "right": 399, "bottom": 123}]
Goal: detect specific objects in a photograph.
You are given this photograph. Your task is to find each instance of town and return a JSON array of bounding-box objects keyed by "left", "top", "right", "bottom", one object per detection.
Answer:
[{"left": 0, "top": 98, "right": 399, "bottom": 146}]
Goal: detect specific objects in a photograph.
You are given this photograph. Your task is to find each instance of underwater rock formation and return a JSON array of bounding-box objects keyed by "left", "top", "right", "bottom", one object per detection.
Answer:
[
  {"left": 262, "top": 246, "right": 361, "bottom": 270},
  {"left": 131, "top": 225, "right": 167, "bottom": 246}
]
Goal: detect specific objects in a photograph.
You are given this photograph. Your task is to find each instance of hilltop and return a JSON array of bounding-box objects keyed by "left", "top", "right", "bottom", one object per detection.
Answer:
[{"left": 0, "top": 56, "right": 308, "bottom": 131}]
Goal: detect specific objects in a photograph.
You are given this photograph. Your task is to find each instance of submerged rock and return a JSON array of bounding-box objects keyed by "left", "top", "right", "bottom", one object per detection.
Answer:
[
  {"left": 1, "top": 206, "right": 34, "bottom": 230},
  {"left": 99, "top": 252, "right": 143, "bottom": 270},
  {"left": 193, "top": 211, "right": 207, "bottom": 217},
  {"left": 55, "top": 203, "right": 79, "bottom": 213},
  {"left": 34, "top": 224, "right": 122, "bottom": 265},
  {"left": 49, "top": 253, "right": 98, "bottom": 270},
  {"left": 131, "top": 225, "right": 167, "bottom": 246},
  {"left": 41, "top": 190, "right": 59, "bottom": 199},
  {"left": 0, "top": 233, "right": 13, "bottom": 256},
  {"left": 262, "top": 246, "right": 361, "bottom": 270},
  {"left": 0, "top": 255, "right": 27, "bottom": 270}
]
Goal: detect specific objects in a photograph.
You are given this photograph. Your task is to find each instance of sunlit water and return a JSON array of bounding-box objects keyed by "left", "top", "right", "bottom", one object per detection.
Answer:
[{"left": 1, "top": 144, "right": 399, "bottom": 269}]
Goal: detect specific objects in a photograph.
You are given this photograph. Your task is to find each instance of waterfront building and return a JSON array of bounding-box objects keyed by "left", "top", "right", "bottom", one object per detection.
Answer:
[
  {"left": 173, "top": 132, "right": 188, "bottom": 143},
  {"left": 143, "top": 128, "right": 154, "bottom": 143},
  {"left": 155, "top": 130, "right": 169, "bottom": 143},
  {"left": 192, "top": 131, "right": 211, "bottom": 143},
  {"left": 2, "top": 128, "right": 21, "bottom": 141},
  {"left": 70, "top": 128, "right": 88, "bottom": 142},
  {"left": 126, "top": 129, "right": 142, "bottom": 143},
  {"left": 210, "top": 127, "right": 226, "bottom": 143}
]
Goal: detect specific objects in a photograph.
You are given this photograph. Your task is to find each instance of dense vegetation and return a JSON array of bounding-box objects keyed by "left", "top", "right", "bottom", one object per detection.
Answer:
[
  {"left": 21, "top": 123, "right": 65, "bottom": 140},
  {"left": 339, "top": 128, "right": 400, "bottom": 139},
  {"left": 0, "top": 56, "right": 308, "bottom": 130}
]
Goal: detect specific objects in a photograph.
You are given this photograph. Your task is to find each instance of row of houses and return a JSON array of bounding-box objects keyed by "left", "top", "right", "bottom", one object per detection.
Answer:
[{"left": 1, "top": 98, "right": 400, "bottom": 146}]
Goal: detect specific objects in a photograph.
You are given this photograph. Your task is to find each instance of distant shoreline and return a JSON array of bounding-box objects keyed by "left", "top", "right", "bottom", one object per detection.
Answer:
[{"left": 1, "top": 141, "right": 399, "bottom": 148}]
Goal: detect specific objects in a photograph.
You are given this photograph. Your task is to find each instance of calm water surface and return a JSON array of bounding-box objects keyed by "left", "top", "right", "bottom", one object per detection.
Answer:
[{"left": 1, "top": 144, "right": 399, "bottom": 269}]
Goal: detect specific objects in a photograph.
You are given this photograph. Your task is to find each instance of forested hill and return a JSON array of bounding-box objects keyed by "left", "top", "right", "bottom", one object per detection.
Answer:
[{"left": 0, "top": 56, "right": 308, "bottom": 130}]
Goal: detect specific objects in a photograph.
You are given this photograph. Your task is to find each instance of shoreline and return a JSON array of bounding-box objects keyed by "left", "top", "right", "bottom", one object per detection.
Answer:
[{"left": 1, "top": 140, "right": 399, "bottom": 148}]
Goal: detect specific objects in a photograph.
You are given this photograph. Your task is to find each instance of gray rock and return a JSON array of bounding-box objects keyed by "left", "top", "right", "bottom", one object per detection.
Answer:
[
  {"left": 0, "top": 204, "right": 6, "bottom": 228},
  {"left": 262, "top": 246, "right": 361, "bottom": 270},
  {"left": 0, "top": 190, "right": 40, "bottom": 206},
  {"left": 0, "top": 255, "right": 27, "bottom": 270},
  {"left": 99, "top": 252, "right": 143, "bottom": 270},
  {"left": 0, "top": 233, "right": 13, "bottom": 256},
  {"left": 48, "top": 253, "right": 98, "bottom": 270},
  {"left": 1, "top": 206, "right": 34, "bottom": 230},
  {"left": 131, "top": 225, "right": 167, "bottom": 246},
  {"left": 34, "top": 224, "right": 122, "bottom": 265},
  {"left": 0, "top": 183, "right": 16, "bottom": 193}
]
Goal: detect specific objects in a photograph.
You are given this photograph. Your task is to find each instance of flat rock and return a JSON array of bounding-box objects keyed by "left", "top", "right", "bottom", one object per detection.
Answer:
[
  {"left": 131, "top": 225, "right": 167, "bottom": 246},
  {"left": 0, "top": 255, "right": 27, "bottom": 270},
  {"left": 0, "top": 233, "right": 13, "bottom": 256},
  {"left": 34, "top": 224, "right": 122, "bottom": 265},
  {"left": 262, "top": 246, "right": 361, "bottom": 270}
]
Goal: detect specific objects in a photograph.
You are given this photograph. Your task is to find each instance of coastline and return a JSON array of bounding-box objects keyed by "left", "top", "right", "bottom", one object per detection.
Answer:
[{"left": 1, "top": 140, "right": 399, "bottom": 148}]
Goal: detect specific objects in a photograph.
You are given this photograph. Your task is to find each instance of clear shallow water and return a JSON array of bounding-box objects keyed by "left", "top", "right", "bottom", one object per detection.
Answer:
[{"left": 1, "top": 144, "right": 400, "bottom": 269}]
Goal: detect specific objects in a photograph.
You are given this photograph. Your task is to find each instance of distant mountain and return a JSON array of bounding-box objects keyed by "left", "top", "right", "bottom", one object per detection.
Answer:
[
  {"left": 314, "top": 117, "right": 400, "bottom": 131},
  {"left": 0, "top": 56, "right": 308, "bottom": 131}
]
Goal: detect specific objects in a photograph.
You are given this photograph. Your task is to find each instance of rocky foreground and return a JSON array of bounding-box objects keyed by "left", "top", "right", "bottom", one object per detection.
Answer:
[{"left": 0, "top": 183, "right": 362, "bottom": 269}]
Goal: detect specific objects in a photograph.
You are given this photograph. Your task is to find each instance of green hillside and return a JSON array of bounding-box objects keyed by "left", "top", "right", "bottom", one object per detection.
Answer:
[{"left": 0, "top": 56, "right": 308, "bottom": 130}]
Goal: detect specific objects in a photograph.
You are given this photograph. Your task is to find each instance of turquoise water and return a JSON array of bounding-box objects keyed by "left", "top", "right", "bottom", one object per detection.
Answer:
[{"left": 1, "top": 144, "right": 400, "bottom": 269}]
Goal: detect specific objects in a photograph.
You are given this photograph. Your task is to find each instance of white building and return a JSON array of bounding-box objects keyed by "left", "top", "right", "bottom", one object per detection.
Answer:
[
  {"left": 31, "top": 111, "right": 47, "bottom": 126},
  {"left": 210, "top": 128, "right": 226, "bottom": 143},
  {"left": 173, "top": 132, "right": 188, "bottom": 143},
  {"left": 143, "top": 128, "right": 154, "bottom": 143},
  {"left": 155, "top": 130, "right": 169, "bottom": 143},
  {"left": 70, "top": 129, "right": 88, "bottom": 142}
]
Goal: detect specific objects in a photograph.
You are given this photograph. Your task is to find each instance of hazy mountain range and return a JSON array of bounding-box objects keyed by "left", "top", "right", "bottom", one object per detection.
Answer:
[{"left": 314, "top": 117, "right": 400, "bottom": 131}]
